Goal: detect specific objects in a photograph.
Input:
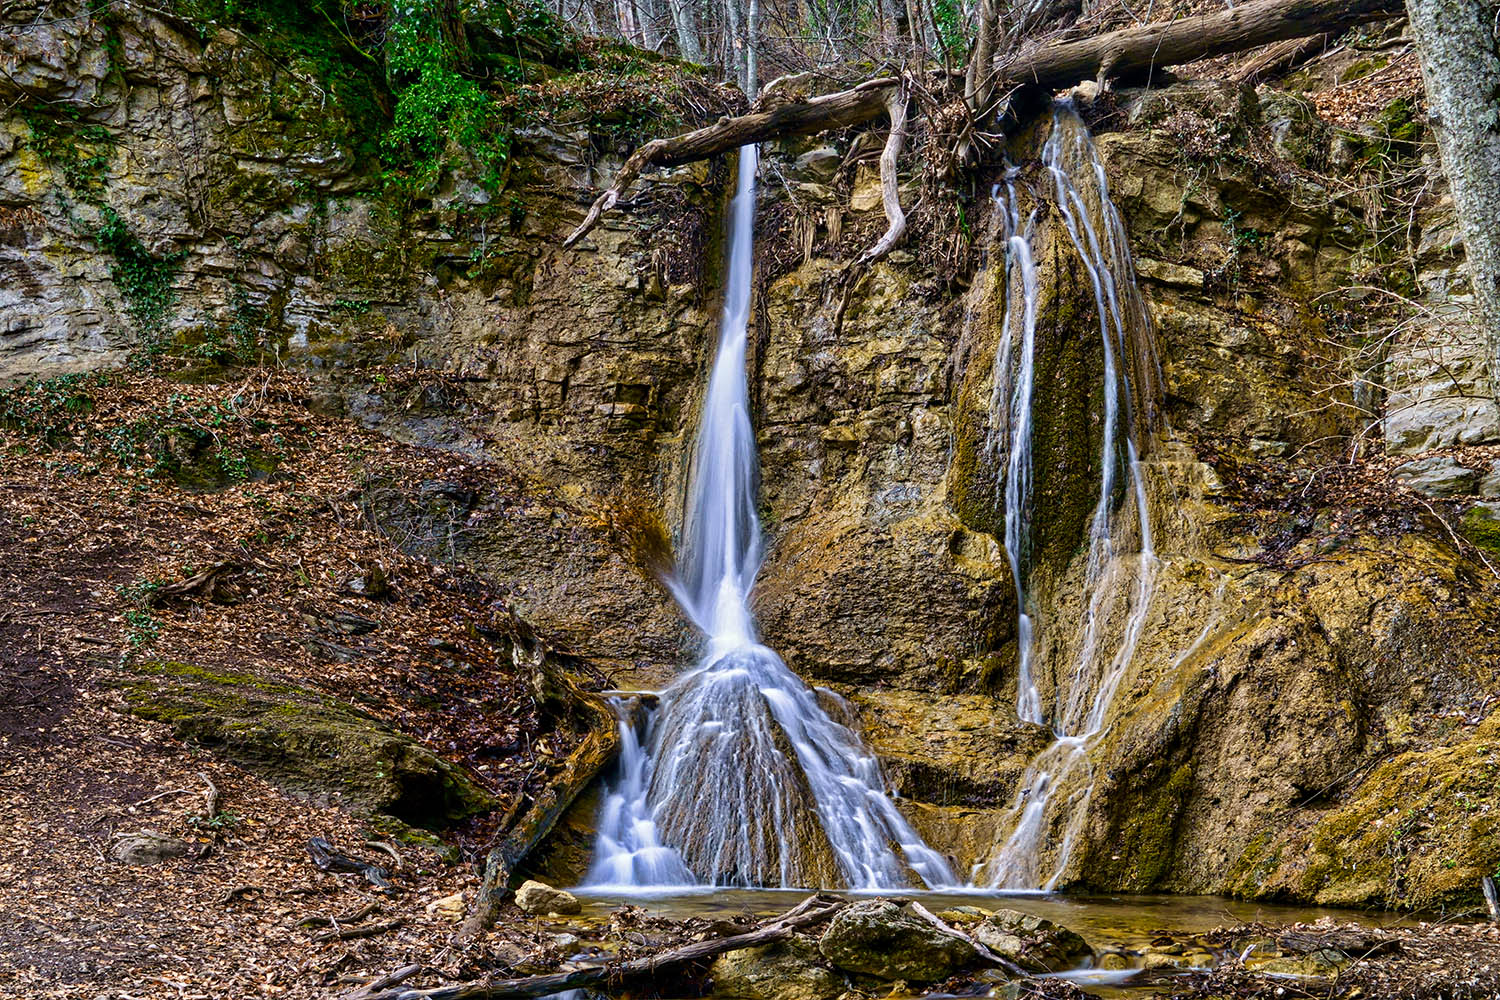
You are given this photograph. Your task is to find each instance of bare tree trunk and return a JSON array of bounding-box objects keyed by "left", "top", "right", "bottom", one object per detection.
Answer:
[
  {"left": 724, "top": 0, "right": 742, "bottom": 81},
  {"left": 746, "top": 0, "right": 760, "bottom": 93},
  {"left": 1406, "top": 0, "right": 1500, "bottom": 386},
  {"left": 667, "top": 0, "right": 704, "bottom": 61},
  {"left": 638, "top": 0, "right": 664, "bottom": 50},
  {"left": 965, "top": 0, "right": 998, "bottom": 112}
]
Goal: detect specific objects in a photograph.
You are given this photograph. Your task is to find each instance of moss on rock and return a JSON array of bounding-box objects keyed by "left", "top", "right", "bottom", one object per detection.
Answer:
[{"left": 111, "top": 658, "right": 495, "bottom": 829}]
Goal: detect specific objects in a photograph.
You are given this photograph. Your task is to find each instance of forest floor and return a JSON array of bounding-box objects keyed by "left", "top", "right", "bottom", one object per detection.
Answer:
[{"left": 0, "top": 366, "right": 596, "bottom": 998}]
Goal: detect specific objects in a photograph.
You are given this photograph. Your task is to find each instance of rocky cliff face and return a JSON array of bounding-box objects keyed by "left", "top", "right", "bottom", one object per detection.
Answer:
[{"left": 6, "top": 3, "right": 1499, "bottom": 908}]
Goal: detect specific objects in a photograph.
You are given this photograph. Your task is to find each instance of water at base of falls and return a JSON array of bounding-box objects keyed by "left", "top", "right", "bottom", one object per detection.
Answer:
[
  {"left": 586, "top": 145, "right": 955, "bottom": 892},
  {"left": 978, "top": 101, "right": 1162, "bottom": 891}
]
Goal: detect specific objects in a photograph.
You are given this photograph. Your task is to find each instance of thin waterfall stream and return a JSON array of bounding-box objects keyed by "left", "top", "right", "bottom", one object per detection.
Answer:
[
  {"left": 980, "top": 102, "right": 1162, "bottom": 890},
  {"left": 587, "top": 145, "right": 955, "bottom": 891}
]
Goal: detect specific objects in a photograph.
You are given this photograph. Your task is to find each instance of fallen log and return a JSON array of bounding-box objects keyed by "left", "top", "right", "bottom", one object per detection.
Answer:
[
  {"left": 459, "top": 679, "right": 620, "bottom": 938},
  {"left": 368, "top": 894, "right": 848, "bottom": 1000},
  {"left": 559, "top": 0, "right": 1406, "bottom": 248},
  {"left": 563, "top": 78, "right": 899, "bottom": 248},
  {"left": 996, "top": 0, "right": 1402, "bottom": 90}
]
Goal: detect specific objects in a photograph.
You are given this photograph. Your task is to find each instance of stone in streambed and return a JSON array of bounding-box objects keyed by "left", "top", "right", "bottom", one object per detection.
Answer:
[
  {"left": 973, "top": 909, "right": 1093, "bottom": 973},
  {"left": 710, "top": 934, "right": 844, "bottom": 1000},
  {"left": 817, "top": 899, "right": 977, "bottom": 982},
  {"left": 514, "top": 879, "right": 581, "bottom": 915}
]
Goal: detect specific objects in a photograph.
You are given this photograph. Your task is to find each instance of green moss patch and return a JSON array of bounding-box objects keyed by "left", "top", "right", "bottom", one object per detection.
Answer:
[{"left": 111, "top": 657, "right": 495, "bottom": 829}]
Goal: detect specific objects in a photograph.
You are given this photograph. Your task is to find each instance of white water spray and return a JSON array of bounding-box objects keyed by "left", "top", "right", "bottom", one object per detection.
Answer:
[
  {"left": 588, "top": 146, "right": 955, "bottom": 891},
  {"left": 981, "top": 102, "right": 1160, "bottom": 891}
]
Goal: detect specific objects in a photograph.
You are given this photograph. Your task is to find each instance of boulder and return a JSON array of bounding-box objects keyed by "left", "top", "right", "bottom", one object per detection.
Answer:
[
  {"left": 973, "top": 909, "right": 1092, "bottom": 973},
  {"left": 710, "top": 935, "right": 844, "bottom": 1000},
  {"left": 514, "top": 879, "right": 581, "bottom": 915},
  {"left": 817, "top": 899, "right": 977, "bottom": 982},
  {"left": 111, "top": 830, "right": 191, "bottom": 864},
  {"left": 1392, "top": 456, "right": 1479, "bottom": 497}
]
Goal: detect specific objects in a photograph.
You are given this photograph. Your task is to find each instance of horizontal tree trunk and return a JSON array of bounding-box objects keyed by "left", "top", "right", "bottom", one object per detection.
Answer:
[
  {"left": 564, "top": 78, "right": 899, "bottom": 247},
  {"left": 996, "top": 0, "right": 1404, "bottom": 89},
  {"left": 366, "top": 895, "right": 849, "bottom": 1000},
  {"left": 561, "top": 0, "right": 1408, "bottom": 247}
]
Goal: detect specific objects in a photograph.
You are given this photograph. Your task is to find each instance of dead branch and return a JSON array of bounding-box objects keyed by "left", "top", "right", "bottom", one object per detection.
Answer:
[
  {"left": 371, "top": 895, "right": 848, "bottom": 1000},
  {"left": 197, "top": 772, "right": 219, "bottom": 819},
  {"left": 854, "top": 79, "right": 911, "bottom": 268},
  {"left": 1231, "top": 32, "right": 1331, "bottom": 85},
  {"left": 908, "top": 900, "right": 1027, "bottom": 977},
  {"left": 313, "top": 918, "right": 406, "bottom": 943},
  {"left": 308, "top": 838, "right": 395, "bottom": 889},
  {"left": 344, "top": 966, "right": 423, "bottom": 1000}
]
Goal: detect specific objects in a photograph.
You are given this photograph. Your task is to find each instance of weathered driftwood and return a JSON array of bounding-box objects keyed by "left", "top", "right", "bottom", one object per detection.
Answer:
[
  {"left": 560, "top": 0, "right": 1406, "bottom": 249},
  {"left": 853, "top": 80, "right": 911, "bottom": 269},
  {"left": 459, "top": 685, "right": 620, "bottom": 937},
  {"left": 370, "top": 895, "right": 848, "bottom": 1000},
  {"left": 908, "top": 900, "right": 1026, "bottom": 978}
]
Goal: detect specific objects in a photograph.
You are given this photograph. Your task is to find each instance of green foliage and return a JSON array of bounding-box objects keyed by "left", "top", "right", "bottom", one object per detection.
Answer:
[
  {"left": 19, "top": 106, "right": 115, "bottom": 194},
  {"left": 929, "top": 0, "right": 968, "bottom": 61},
  {"left": 0, "top": 373, "right": 104, "bottom": 448},
  {"left": 92, "top": 206, "right": 185, "bottom": 358}
]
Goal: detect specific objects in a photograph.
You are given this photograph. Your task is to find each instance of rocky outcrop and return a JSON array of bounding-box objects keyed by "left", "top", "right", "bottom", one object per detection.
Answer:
[
  {"left": 9, "top": 1, "right": 1500, "bottom": 910},
  {"left": 111, "top": 658, "right": 495, "bottom": 827}
]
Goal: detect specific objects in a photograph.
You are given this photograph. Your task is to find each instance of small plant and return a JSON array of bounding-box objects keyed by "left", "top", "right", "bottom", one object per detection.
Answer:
[
  {"left": 92, "top": 207, "right": 185, "bottom": 359},
  {"left": 123, "top": 608, "right": 161, "bottom": 647},
  {"left": 189, "top": 810, "right": 241, "bottom": 832}
]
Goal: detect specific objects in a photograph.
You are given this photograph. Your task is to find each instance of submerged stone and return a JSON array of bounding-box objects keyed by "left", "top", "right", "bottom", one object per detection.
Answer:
[{"left": 817, "top": 900, "right": 977, "bottom": 982}]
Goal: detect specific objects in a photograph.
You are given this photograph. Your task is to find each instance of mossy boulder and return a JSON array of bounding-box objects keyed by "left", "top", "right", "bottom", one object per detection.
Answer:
[
  {"left": 710, "top": 934, "right": 845, "bottom": 1000},
  {"left": 111, "top": 659, "right": 495, "bottom": 828},
  {"left": 817, "top": 900, "right": 977, "bottom": 982}
]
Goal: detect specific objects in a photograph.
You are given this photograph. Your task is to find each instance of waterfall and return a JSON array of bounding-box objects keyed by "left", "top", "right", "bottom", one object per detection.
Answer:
[
  {"left": 987, "top": 168, "right": 1042, "bottom": 727},
  {"left": 980, "top": 102, "right": 1161, "bottom": 890},
  {"left": 587, "top": 145, "right": 955, "bottom": 891}
]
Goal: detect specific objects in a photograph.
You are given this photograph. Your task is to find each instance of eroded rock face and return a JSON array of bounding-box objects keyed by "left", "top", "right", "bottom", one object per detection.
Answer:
[{"left": 10, "top": 1, "right": 1500, "bottom": 909}]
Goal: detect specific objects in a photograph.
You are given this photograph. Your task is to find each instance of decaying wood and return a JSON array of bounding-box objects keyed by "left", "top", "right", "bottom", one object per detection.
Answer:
[
  {"left": 562, "top": 78, "right": 899, "bottom": 248},
  {"left": 1231, "top": 32, "right": 1331, "bottom": 85},
  {"left": 344, "top": 965, "right": 423, "bottom": 1000},
  {"left": 459, "top": 686, "right": 620, "bottom": 937},
  {"left": 854, "top": 80, "right": 911, "bottom": 268},
  {"left": 996, "top": 0, "right": 1403, "bottom": 90},
  {"left": 1485, "top": 875, "right": 1500, "bottom": 925},
  {"left": 314, "top": 918, "right": 406, "bottom": 943},
  {"left": 308, "top": 837, "right": 395, "bottom": 889},
  {"left": 372, "top": 895, "right": 848, "bottom": 1000}
]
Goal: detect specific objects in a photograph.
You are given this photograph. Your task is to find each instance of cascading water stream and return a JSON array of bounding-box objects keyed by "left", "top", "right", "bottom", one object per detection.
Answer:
[
  {"left": 980, "top": 102, "right": 1161, "bottom": 891},
  {"left": 987, "top": 168, "right": 1042, "bottom": 727},
  {"left": 587, "top": 145, "right": 955, "bottom": 891}
]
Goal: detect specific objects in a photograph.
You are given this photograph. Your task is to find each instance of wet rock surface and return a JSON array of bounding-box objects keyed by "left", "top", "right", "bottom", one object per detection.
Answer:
[{"left": 817, "top": 899, "right": 978, "bottom": 982}]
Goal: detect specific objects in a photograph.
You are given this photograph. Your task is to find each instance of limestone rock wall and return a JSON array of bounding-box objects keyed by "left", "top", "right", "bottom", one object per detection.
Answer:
[{"left": 7, "top": 3, "right": 1500, "bottom": 908}]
